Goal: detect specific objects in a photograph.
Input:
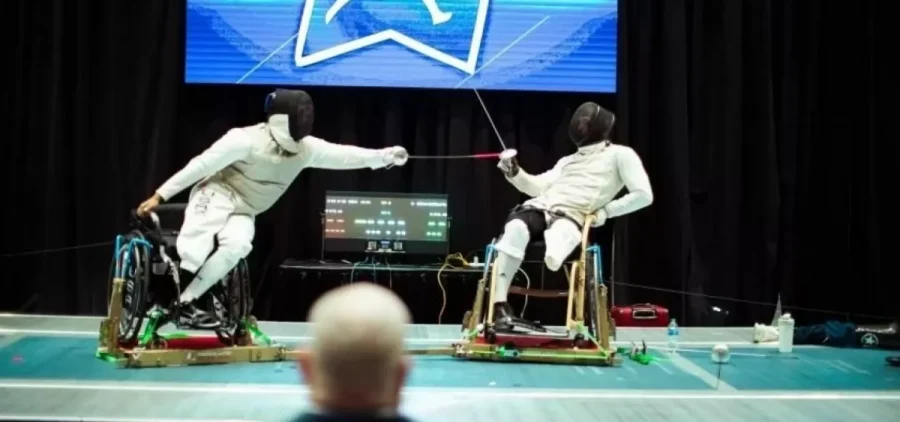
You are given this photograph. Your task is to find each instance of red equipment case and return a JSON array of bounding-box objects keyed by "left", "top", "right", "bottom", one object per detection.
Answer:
[{"left": 611, "top": 303, "right": 670, "bottom": 327}]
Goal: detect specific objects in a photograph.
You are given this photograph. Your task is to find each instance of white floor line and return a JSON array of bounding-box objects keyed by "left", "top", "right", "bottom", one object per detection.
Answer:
[
  {"left": 822, "top": 360, "right": 850, "bottom": 373},
  {"left": 667, "top": 352, "right": 737, "bottom": 391},
  {"left": 653, "top": 361, "right": 674, "bottom": 375},
  {"left": 0, "top": 327, "right": 790, "bottom": 348},
  {"left": 0, "top": 416, "right": 253, "bottom": 422},
  {"left": 0, "top": 334, "right": 22, "bottom": 350},
  {"left": 835, "top": 359, "right": 870, "bottom": 375},
  {"left": 0, "top": 380, "right": 898, "bottom": 400}
]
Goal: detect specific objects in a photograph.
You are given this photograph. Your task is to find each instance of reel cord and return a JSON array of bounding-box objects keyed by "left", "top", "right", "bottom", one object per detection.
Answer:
[
  {"left": 436, "top": 252, "right": 530, "bottom": 324},
  {"left": 348, "top": 254, "right": 393, "bottom": 289},
  {"left": 1, "top": 240, "right": 113, "bottom": 257},
  {"left": 7, "top": 240, "right": 898, "bottom": 322}
]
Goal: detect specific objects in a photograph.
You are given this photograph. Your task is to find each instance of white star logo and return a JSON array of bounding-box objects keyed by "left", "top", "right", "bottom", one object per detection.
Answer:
[
  {"left": 294, "top": 0, "right": 491, "bottom": 75},
  {"left": 861, "top": 333, "right": 879, "bottom": 347}
]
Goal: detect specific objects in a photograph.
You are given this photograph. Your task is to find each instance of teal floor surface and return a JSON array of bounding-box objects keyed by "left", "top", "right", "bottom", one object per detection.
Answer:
[
  {"left": 1, "top": 336, "right": 898, "bottom": 391},
  {"left": 681, "top": 346, "right": 900, "bottom": 390}
]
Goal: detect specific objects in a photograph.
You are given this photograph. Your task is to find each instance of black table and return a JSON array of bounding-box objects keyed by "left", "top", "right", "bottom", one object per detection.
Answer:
[{"left": 279, "top": 259, "right": 487, "bottom": 274}]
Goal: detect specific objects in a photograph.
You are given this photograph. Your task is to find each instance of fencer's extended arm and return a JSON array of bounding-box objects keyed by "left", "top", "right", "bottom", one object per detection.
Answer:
[
  {"left": 155, "top": 129, "right": 254, "bottom": 201},
  {"left": 302, "top": 136, "right": 394, "bottom": 170},
  {"left": 506, "top": 159, "right": 566, "bottom": 197},
  {"left": 601, "top": 147, "right": 653, "bottom": 218}
]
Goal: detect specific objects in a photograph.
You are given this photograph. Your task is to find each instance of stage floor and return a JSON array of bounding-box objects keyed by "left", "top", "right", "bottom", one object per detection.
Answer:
[{"left": 1, "top": 314, "right": 898, "bottom": 422}]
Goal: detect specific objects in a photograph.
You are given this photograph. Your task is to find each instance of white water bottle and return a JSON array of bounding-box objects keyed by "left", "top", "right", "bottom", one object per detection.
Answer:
[
  {"left": 778, "top": 313, "right": 795, "bottom": 353},
  {"left": 667, "top": 319, "right": 680, "bottom": 353}
]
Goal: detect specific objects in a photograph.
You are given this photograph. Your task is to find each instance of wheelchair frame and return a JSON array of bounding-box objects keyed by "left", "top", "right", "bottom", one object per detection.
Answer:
[
  {"left": 408, "top": 214, "right": 620, "bottom": 366},
  {"left": 97, "top": 207, "right": 290, "bottom": 368}
]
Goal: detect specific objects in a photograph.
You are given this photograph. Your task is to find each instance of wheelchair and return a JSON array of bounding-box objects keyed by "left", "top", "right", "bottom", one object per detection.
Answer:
[
  {"left": 460, "top": 213, "right": 615, "bottom": 361},
  {"left": 108, "top": 203, "right": 253, "bottom": 348}
]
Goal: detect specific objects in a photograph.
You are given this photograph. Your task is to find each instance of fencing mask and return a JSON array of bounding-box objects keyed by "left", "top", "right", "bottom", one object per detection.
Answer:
[
  {"left": 264, "top": 89, "right": 314, "bottom": 154},
  {"left": 569, "top": 102, "right": 615, "bottom": 148}
]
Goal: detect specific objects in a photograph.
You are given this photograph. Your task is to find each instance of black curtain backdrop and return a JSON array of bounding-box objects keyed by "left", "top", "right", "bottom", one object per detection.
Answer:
[
  {"left": 4, "top": 0, "right": 897, "bottom": 326},
  {"left": 615, "top": 0, "right": 897, "bottom": 325}
]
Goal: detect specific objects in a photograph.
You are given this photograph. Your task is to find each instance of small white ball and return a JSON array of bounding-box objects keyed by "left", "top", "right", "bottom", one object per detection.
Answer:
[{"left": 711, "top": 344, "right": 730, "bottom": 364}]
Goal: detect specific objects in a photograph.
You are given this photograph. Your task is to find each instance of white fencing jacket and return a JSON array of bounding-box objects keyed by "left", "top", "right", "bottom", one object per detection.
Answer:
[
  {"left": 506, "top": 142, "right": 653, "bottom": 227},
  {"left": 156, "top": 123, "right": 395, "bottom": 215}
]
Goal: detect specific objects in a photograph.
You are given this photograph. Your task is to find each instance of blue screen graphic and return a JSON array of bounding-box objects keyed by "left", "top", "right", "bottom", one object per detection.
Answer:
[{"left": 185, "top": 0, "right": 617, "bottom": 93}]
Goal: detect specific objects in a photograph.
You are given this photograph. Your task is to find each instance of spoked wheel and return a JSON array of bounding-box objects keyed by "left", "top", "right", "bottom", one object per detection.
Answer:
[
  {"left": 210, "top": 259, "right": 253, "bottom": 346},
  {"left": 109, "top": 232, "right": 150, "bottom": 346}
]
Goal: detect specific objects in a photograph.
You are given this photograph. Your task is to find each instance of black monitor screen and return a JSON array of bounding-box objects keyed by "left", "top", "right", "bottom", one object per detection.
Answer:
[{"left": 323, "top": 191, "right": 449, "bottom": 255}]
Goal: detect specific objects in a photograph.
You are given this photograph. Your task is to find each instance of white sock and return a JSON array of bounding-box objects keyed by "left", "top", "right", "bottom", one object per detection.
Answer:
[{"left": 493, "top": 251, "right": 523, "bottom": 304}]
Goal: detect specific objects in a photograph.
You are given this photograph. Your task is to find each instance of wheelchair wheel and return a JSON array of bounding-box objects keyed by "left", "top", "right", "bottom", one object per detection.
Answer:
[
  {"left": 109, "top": 234, "right": 150, "bottom": 345},
  {"left": 212, "top": 259, "right": 252, "bottom": 346}
]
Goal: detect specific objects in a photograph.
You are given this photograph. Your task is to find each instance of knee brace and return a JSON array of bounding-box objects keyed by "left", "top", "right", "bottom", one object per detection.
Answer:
[{"left": 494, "top": 219, "right": 531, "bottom": 259}]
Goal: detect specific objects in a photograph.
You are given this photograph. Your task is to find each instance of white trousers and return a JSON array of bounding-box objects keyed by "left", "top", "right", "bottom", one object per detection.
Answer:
[
  {"left": 176, "top": 186, "right": 255, "bottom": 302},
  {"left": 491, "top": 213, "right": 582, "bottom": 303}
]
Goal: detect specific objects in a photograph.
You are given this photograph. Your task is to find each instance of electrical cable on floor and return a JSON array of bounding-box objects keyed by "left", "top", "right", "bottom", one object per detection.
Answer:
[
  {"left": 518, "top": 268, "right": 531, "bottom": 318},
  {"left": 437, "top": 264, "right": 450, "bottom": 324},
  {"left": 349, "top": 256, "right": 372, "bottom": 283},
  {"left": 436, "top": 253, "right": 469, "bottom": 324},
  {"left": 464, "top": 249, "right": 484, "bottom": 263},
  {"left": 12, "top": 239, "right": 896, "bottom": 322},
  {"left": 436, "top": 253, "right": 531, "bottom": 323},
  {"left": 379, "top": 254, "right": 394, "bottom": 290},
  {"left": 609, "top": 280, "right": 892, "bottom": 319}
]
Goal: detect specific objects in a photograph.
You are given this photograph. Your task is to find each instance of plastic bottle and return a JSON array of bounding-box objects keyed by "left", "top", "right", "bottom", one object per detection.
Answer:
[
  {"left": 777, "top": 313, "right": 795, "bottom": 353},
  {"left": 667, "top": 319, "right": 680, "bottom": 353}
]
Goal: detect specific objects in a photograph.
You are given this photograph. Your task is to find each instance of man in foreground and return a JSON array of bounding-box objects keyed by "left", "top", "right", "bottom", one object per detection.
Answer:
[{"left": 294, "top": 283, "right": 415, "bottom": 422}]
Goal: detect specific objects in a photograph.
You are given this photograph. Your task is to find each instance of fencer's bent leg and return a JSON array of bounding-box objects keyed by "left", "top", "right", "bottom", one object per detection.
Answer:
[
  {"left": 492, "top": 219, "right": 530, "bottom": 303},
  {"left": 491, "top": 213, "right": 549, "bottom": 334},
  {"left": 542, "top": 219, "right": 582, "bottom": 271},
  {"left": 180, "top": 214, "right": 255, "bottom": 303},
  {"left": 176, "top": 188, "right": 235, "bottom": 274}
]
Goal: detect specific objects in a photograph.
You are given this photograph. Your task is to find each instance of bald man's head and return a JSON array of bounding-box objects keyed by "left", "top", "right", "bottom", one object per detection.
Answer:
[{"left": 299, "top": 283, "right": 412, "bottom": 413}]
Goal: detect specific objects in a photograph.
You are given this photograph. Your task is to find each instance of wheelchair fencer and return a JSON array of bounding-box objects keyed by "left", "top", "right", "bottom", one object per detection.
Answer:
[
  {"left": 103, "top": 203, "right": 255, "bottom": 350},
  {"left": 453, "top": 213, "right": 618, "bottom": 366}
]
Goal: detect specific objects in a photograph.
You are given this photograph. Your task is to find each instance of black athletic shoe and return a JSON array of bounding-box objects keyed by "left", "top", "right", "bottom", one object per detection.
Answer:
[
  {"left": 177, "top": 301, "right": 219, "bottom": 329},
  {"left": 492, "top": 302, "right": 548, "bottom": 334}
]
